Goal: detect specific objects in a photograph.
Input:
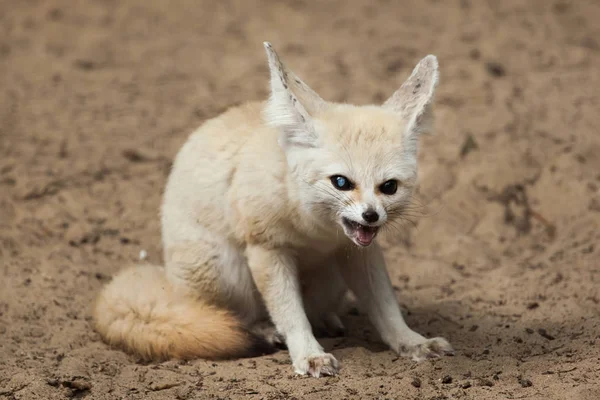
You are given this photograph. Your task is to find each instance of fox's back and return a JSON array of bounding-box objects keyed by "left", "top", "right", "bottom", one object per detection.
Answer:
[{"left": 161, "top": 101, "right": 287, "bottom": 249}]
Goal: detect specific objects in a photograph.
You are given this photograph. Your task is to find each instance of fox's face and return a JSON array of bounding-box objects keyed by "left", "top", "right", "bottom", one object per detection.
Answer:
[
  {"left": 286, "top": 107, "right": 419, "bottom": 246},
  {"left": 263, "top": 42, "right": 438, "bottom": 247}
]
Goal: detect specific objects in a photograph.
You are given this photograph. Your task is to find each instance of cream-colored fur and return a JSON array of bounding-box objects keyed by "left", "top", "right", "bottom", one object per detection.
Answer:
[
  {"left": 93, "top": 265, "right": 273, "bottom": 360},
  {"left": 93, "top": 42, "right": 453, "bottom": 377}
]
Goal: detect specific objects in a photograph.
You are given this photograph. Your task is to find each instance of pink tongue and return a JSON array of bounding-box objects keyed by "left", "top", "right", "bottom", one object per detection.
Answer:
[{"left": 357, "top": 227, "right": 376, "bottom": 245}]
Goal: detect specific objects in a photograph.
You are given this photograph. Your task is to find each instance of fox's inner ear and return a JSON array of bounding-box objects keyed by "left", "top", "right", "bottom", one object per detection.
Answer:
[
  {"left": 383, "top": 55, "right": 439, "bottom": 145},
  {"left": 262, "top": 42, "right": 327, "bottom": 150}
]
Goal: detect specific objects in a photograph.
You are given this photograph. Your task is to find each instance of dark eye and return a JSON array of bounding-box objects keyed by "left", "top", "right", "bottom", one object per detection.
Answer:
[
  {"left": 330, "top": 175, "right": 354, "bottom": 191},
  {"left": 379, "top": 180, "right": 398, "bottom": 195}
]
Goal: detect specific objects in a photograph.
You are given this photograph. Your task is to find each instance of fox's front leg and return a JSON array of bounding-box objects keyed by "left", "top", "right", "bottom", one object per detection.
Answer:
[
  {"left": 338, "top": 243, "right": 454, "bottom": 361},
  {"left": 247, "top": 245, "right": 338, "bottom": 377}
]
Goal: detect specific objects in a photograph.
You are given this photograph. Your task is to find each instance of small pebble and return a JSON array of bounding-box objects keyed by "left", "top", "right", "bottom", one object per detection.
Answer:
[
  {"left": 538, "top": 328, "right": 556, "bottom": 340},
  {"left": 518, "top": 376, "right": 533, "bottom": 388},
  {"left": 478, "top": 378, "right": 494, "bottom": 387},
  {"left": 485, "top": 61, "right": 506, "bottom": 77},
  {"left": 46, "top": 378, "right": 59, "bottom": 387}
]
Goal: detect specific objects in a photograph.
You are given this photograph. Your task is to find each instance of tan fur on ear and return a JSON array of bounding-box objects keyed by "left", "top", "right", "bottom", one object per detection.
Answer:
[
  {"left": 384, "top": 55, "right": 439, "bottom": 137},
  {"left": 262, "top": 42, "right": 328, "bottom": 149}
]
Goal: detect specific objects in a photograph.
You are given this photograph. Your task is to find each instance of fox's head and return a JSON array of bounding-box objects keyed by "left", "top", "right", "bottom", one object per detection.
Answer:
[{"left": 262, "top": 42, "right": 438, "bottom": 247}]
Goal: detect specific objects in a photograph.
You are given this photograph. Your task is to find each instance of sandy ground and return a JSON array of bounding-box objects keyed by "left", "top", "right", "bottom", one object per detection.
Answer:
[{"left": 1, "top": 0, "right": 600, "bottom": 399}]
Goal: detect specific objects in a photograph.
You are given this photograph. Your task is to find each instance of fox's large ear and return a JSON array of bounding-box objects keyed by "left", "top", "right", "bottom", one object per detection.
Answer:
[
  {"left": 383, "top": 55, "right": 439, "bottom": 148},
  {"left": 263, "top": 42, "right": 328, "bottom": 149}
]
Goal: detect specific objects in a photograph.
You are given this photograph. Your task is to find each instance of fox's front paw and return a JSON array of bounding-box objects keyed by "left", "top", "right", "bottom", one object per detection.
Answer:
[
  {"left": 401, "top": 337, "right": 454, "bottom": 362},
  {"left": 294, "top": 353, "right": 339, "bottom": 377}
]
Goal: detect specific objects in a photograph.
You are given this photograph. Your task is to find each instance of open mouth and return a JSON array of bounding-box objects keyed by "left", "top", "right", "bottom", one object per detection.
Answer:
[{"left": 342, "top": 217, "right": 380, "bottom": 247}]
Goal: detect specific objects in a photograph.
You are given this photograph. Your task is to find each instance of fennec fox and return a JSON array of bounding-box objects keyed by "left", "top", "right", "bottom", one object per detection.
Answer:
[{"left": 94, "top": 42, "right": 453, "bottom": 377}]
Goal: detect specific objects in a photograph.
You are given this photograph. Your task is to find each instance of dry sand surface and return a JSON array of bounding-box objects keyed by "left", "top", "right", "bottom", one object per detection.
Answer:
[{"left": 1, "top": 0, "right": 600, "bottom": 399}]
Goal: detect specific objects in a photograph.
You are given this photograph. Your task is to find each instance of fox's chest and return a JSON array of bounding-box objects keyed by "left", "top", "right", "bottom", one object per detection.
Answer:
[{"left": 290, "top": 232, "right": 347, "bottom": 272}]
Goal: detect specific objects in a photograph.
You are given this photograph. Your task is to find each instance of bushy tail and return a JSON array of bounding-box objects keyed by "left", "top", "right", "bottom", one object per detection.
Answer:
[{"left": 93, "top": 264, "right": 273, "bottom": 361}]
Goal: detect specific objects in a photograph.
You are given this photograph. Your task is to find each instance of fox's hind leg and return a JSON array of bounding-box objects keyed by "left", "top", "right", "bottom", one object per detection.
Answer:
[
  {"left": 249, "top": 320, "right": 286, "bottom": 348},
  {"left": 164, "top": 230, "right": 267, "bottom": 326}
]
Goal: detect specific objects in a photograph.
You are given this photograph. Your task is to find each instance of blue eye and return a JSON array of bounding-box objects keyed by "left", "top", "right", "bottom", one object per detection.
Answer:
[{"left": 330, "top": 175, "right": 354, "bottom": 191}]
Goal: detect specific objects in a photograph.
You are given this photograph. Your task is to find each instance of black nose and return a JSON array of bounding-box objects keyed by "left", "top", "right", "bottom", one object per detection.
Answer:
[{"left": 362, "top": 209, "right": 379, "bottom": 223}]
